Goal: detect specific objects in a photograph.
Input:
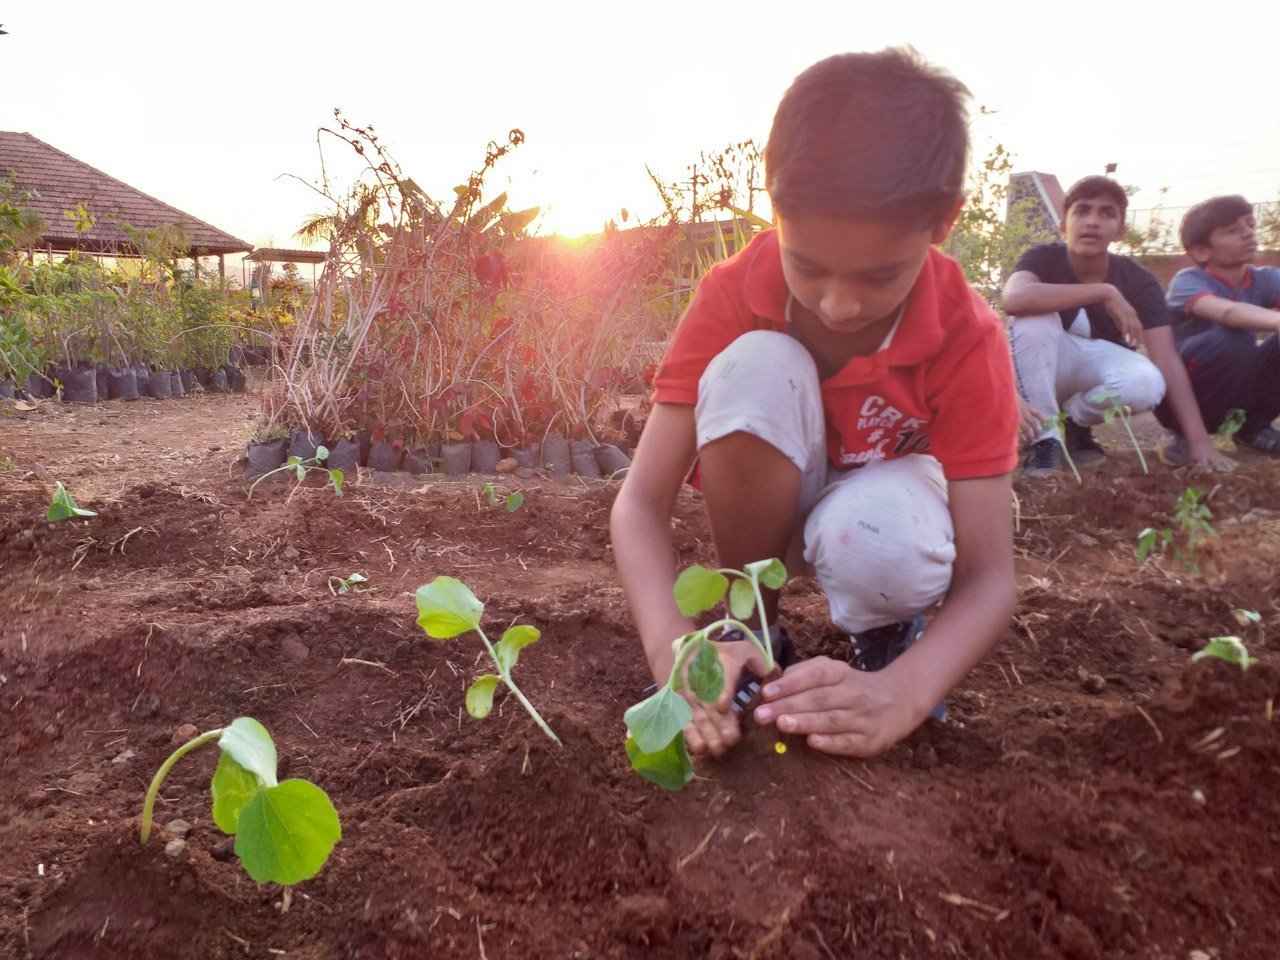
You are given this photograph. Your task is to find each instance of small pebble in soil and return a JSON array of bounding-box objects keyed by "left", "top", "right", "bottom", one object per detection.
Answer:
[
  {"left": 912, "top": 743, "right": 939, "bottom": 770},
  {"left": 354, "top": 646, "right": 376, "bottom": 661},
  {"left": 282, "top": 546, "right": 300, "bottom": 562},
  {"left": 1081, "top": 674, "right": 1107, "bottom": 695},
  {"left": 110, "top": 748, "right": 137, "bottom": 765},
  {"left": 281, "top": 636, "right": 310, "bottom": 661},
  {"left": 496, "top": 457, "right": 518, "bottom": 474},
  {"left": 132, "top": 693, "right": 161, "bottom": 718},
  {"left": 163, "top": 839, "right": 188, "bottom": 863},
  {"left": 166, "top": 819, "right": 192, "bottom": 839},
  {"left": 390, "top": 640, "right": 413, "bottom": 664},
  {"left": 171, "top": 723, "right": 199, "bottom": 744},
  {"left": 211, "top": 839, "right": 236, "bottom": 862}
]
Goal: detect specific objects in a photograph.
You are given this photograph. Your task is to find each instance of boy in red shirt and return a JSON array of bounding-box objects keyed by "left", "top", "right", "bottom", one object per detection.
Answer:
[{"left": 611, "top": 50, "right": 1018, "bottom": 760}]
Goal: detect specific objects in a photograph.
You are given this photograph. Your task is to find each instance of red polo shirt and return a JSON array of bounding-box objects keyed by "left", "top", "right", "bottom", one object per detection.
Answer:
[{"left": 653, "top": 231, "right": 1018, "bottom": 480}]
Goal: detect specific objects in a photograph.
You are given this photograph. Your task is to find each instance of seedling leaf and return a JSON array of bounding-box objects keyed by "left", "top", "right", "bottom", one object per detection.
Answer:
[
  {"left": 623, "top": 686, "right": 693, "bottom": 754},
  {"left": 673, "top": 565, "right": 728, "bottom": 616},
  {"left": 218, "top": 718, "right": 279, "bottom": 788},
  {"left": 746, "top": 558, "right": 787, "bottom": 590},
  {"left": 315, "top": 445, "right": 329, "bottom": 462},
  {"left": 496, "top": 624, "right": 540, "bottom": 672},
  {"left": 47, "top": 481, "right": 96, "bottom": 521},
  {"left": 728, "top": 579, "right": 756, "bottom": 620},
  {"left": 465, "top": 674, "right": 502, "bottom": 718},
  {"left": 416, "top": 576, "right": 485, "bottom": 638},
  {"left": 234, "top": 779, "right": 342, "bottom": 885},
  {"left": 211, "top": 752, "right": 260, "bottom": 833},
  {"left": 687, "top": 640, "right": 725, "bottom": 703},
  {"left": 506, "top": 491, "right": 524, "bottom": 512},
  {"left": 1192, "top": 636, "right": 1256, "bottom": 671},
  {"left": 625, "top": 733, "right": 694, "bottom": 791},
  {"left": 330, "top": 469, "right": 344, "bottom": 496}
]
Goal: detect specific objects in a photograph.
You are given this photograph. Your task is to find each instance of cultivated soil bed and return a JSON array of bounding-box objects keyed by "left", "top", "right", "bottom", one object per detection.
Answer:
[{"left": 2, "top": 395, "right": 1278, "bottom": 960}]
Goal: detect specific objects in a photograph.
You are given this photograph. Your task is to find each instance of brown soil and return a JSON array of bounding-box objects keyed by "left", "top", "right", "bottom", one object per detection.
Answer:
[{"left": 2, "top": 395, "right": 1278, "bottom": 960}]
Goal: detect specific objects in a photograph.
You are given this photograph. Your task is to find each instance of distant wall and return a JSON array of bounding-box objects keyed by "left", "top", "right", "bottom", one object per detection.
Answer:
[{"left": 1134, "top": 250, "right": 1280, "bottom": 288}]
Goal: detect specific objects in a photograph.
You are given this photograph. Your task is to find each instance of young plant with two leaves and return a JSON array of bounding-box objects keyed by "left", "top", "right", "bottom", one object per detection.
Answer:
[
  {"left": 140, "top": 718, "right": 341, "bottom": 884},
  {"left": 623, "top": 559, "right": 786, "bottom": 791}
]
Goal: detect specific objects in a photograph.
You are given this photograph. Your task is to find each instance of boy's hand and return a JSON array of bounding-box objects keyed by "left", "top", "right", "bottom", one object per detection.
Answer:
[
  {"left": 1189, "top": 438, "right": 1235, "bottom": 472},
  {"left": 752, "top": 657, "right": 926, "bottom": 757},
  {"left": 652, "top": 637, "right": 766, "bottom": 758},
  {"left": 1016, "top": 395, "right": 1045, "bottom": 443},
  {"left": 1102, "top": 286, "right": 1143, "bottom": 347}
]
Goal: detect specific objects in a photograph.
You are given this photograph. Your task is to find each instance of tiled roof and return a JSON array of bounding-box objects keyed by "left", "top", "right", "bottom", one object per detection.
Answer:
[
  {"left": 245, "top": 247, "right": 327, "bottom": 263},
  {"left": 0, "top": 131, "right": 252, "bottom": 255}
]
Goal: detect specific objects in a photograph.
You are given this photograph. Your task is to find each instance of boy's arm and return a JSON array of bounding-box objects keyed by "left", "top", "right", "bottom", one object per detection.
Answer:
[
  {"left": 1140, "top": 326, "right": 1233, "bottom": 470},
  {"left": 1002, "top": 271, "right": 1142, "bottom": 344},
  {"left": 610, "top": 402, "right": 699, "bottom": 678},
  {"left": 755, "top": 472, "right": 1015, "bottom": 757},
  {"left": 1189, "top": 295, "right": 1280, "bottom": 334}
]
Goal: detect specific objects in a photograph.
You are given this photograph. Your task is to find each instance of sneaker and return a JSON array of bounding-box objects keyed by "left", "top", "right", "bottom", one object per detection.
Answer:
[
  {"left": 850, "top": 616, "right": 946, "bottom": 720},
  {"left": 1022, "top": 438, "right": 1062, "bottom": 478},
  {"left": 850, "top": 616, "right": 925, "bottom": 672},
  {"left": 1241, "top": 425, "right": 1280, "bottom": 456},
  {"left": 1157, "top": 432, "right": 1191, "bottom": 467},
  {"left": 1063, "top": 418, "right": 1107, "bottom": 466},
  {"left": 715, "top": 626, "right": 797, "bottom": 714}
]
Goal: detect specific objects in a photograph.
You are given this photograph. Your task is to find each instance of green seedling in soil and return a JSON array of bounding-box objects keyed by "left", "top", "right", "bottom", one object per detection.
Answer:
[
  {"left": 1231, "top": 608, "right": 1262, "bottom": 628},
  {"left": 1192, "top": 636, "right": 1257, "bottom": 671},
  {"left": 140, "top": 717, "right": 341, "bottom": 885},
  {"left": 328, "top": 572, "right": 374, "bottom": 597},
  {"left": 1218, "top": 408, "right": 1246, "bottom": 451},
  {"left": 1137, "top": 487, "right": 1217, "bottom": 570},
  {"left": 481, "top": 482, "right": 524, "bottom": 512},
  {"left": 623, "top": 558, "right": 787, "bottom": 791},
  {"left": 46, "top": 481, "right": 96, "bottom": 521},
  {"left": 415, "top": 576, "right": 559, "bottom": 744},
  {"left": 247, "top": 446, "right": 344, "bottom": 500},
  {"left": 1091, "top": 388, "right": 1148, "bottom": 474},
  {"left": 1049, "top": 411, "right": 1082, "bottom": 483}
]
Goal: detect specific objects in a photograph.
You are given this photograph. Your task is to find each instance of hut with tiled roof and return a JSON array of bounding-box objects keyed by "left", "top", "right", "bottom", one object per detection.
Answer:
[{"left": 0, "top": 131, "right": 251, "bottom": 274}]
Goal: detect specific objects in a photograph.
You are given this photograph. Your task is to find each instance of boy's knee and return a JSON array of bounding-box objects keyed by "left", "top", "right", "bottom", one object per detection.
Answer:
[
  {"left": 1008, "top": 314, "right": 1062, "bottom": 347},
  {"left": 803, "top": 465, "right": 955, "bottom": 631},
  {"left": 700, "top": 331, "right": 816, "bottom": 393},
  {"left": 1111, "top": 363, "right": 1166, "bottom": 412}
]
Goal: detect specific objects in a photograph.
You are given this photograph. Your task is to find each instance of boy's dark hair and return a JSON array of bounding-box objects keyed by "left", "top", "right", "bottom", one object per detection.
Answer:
[
  {"left": 1062, "top": 176, "right": 1129, "bottom": 220},
  {"left": 765, "top": 49, "right": 969, "bottom": 229},
  {"left": 1180, "top": 195, "right": 1254, "bottom": 253}
]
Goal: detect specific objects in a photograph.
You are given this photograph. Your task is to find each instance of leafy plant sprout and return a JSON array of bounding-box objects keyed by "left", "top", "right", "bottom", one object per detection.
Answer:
[
  {"left": 46, "top": 481, "right": 96, "bottom": 521},
  {"left": 1192, "top": 636, "right": 1257, "bottom": 671},
  {"left": 481, "top": 482, "right": 524, "bottom": 512},
  {"left": 1218, "top": 408, "right": 1247, "bottom": 451},
  {"left": 1048, "top": 411, "right": 1083, "bottom": 484},
  {"left": 328, "top": 571, "right": 373, "bottom": 596},
  {"left": 247, "top": 445, "right": 344, "bottom": 500},
  {"left": 623, "top": 558, "right": 786, "bottom": 791},
  {"left": 1091, "top": 388, "right": 1148, "bottom": 474},
  {"left": 1136, "top": 487, "right": 1217, "bottom": 570},
  {"left": 415, "top": 576, "right": 560, "bottom": 744},
  {"left": 140, "top": 717, "right": 341, "bottom": 885}
]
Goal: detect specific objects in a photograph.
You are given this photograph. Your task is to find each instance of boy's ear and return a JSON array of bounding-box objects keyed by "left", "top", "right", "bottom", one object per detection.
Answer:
[
  {"left": 1188, "top": 242, "right": 1211, "bottom": 266},
  {"left": 930, "top": 197, "right": 966, "bottom": 244}
]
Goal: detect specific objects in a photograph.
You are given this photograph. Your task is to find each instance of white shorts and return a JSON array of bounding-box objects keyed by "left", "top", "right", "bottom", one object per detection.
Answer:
[{"left": 695, "top": 330, "right": 955, "bottom": 632}]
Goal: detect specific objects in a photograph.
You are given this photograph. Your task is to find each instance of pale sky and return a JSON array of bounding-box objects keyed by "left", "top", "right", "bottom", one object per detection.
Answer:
[{"left": 3, "top": 1, "right": 1278, "bottom": 250}]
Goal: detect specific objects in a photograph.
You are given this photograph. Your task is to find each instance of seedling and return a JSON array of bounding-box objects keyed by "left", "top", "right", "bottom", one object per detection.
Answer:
[
  {"left": 1218, "top": 408, "right": 1246, "bottom": 451},
  {"left": 247, "top": 446, "right": 344, "bottom": 500},
  {"left": 1092, "top": 388, "right": 1148, "bottom": 474},
  {"left": 1136, "top": 487, "right": 1217, "bottom": 571},
  {"left": 415, "top": 576, "right": 559, "bottom": 744},
  {"left": 623, "top": 559, "right": 786, "bottom": 791},
  {"left": 46, "top": 481, "right": 96, "bottom": 521},
  {"left": 481, "top": 482, "right": 524, "bottom": 512},
  {"left": 1192, "top": 636, "right": 1256, "bottom": 671},
  {"left": 1049, "top": 412, "right": 1082, "bottom": 483},
  {"left": 328, "top": 572, "right": 373, "bottom": 596},
  {"left": 140, "top": 717, "right": 341, "bottom": 884}
]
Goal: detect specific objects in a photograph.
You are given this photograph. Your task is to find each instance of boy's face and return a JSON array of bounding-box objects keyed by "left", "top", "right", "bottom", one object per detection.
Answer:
[
  {"left": 1061, "top": 194, "right": 1125, "bottom": 255},
  {"left": 1193, "top": 214, "right": 1257, "bottom": 269},
  {"left": 776, "top": 213, "right": 952, "bottom": 335}
]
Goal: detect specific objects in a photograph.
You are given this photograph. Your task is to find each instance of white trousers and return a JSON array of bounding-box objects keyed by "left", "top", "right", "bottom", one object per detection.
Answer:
[
  {"left": 1009, "top": 313, "right": 1166, "bottom": 442},
  {"left": 695, "top": 330, "right": 955, "bottom": 633}
]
